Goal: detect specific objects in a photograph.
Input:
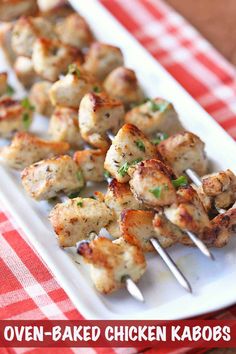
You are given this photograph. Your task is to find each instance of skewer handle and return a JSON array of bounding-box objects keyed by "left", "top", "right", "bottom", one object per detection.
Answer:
[{"left": 150, "top": 237, "right": 192, "bottom": 293}]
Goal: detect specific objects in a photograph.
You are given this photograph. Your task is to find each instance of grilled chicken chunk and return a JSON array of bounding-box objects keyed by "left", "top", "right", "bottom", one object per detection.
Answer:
[
  {"left": 164, "top": 185, "right": 211, "bottom": 238},
  {"left": 21, "top": 155, "right": 84, "bottom": 200},
  {"left": 84, "top": 42, "right": 124, "bottom": 82},
  {"left": 104, "top": 67, "right": 144, "bottom": 109},
  {"left": 0, "top": 97, "right": 33, "bottom": 138},
  {"left": 32, "top": 38, "right": 81, "bottom": 82},
  {"left": 29, "top": 81, "right": 54, "bottom": 117},
  {"left": 125, "top": 98, "right": 183, "bottom": 137},
  {"left": 14, "top": 56, "right": 39, "bottom": 88},
  {"left": 121, "top": 210, "right": 178, "bottom": 252},
  {"left": 74, "top": 149, "right": 106, "bottom": 182},
  {"left": 153, "top": 212, "right": 189, "bottom": 246},
  {"left": 191, "top": 184, "right": 212, "bottom": 213},
  {"left": 121, "top": 210, "right": 156, "bottom": 252},
  {"left": 0, "top": 22, "right": 16, "bottom": 64},
  {"left": 55, "top": 13, "right": 94, "bottom": 50},
  {"left": 79, "top": 92, "right": 124, "bottom": 150},
  {"left": 49, "top": 65, "right": 96, "bottom": 108},
  {"left": 104, "top": 124, "right": 157, "bottom": 183},
  {"left": 0, "top": 132, "right": 69, "bottom": 169},
  {"left": 158, "top": 131, "right": 208, "bottom": 177},
  {"left": 105, "top": 179, "right": 143, "bottom": 238},
  {"left": 203, "top": 205, "right": 236, "bottom": 248},
  {"left": 129, "top": 159, "right": 177, "bottom": 209},
  {"left": 49, "top": 197, "right": 115, "bottom": 247},
  {"left": 0, "top": 73, "right": 8, "bottom": 97},
  {"left": 0, "top": 0, "right": 38, "bottom": 22},
  {"left": 202, "top": 169, "right": 236, "bottom": 209},
  {"left": 12, "top": 16, "right": 56, "bottom": 57},
  {"left": 49, "top": 106, "right": 83, "bottom": 148},
  {"left": 77, "top": 237, "right": 146, "bottom": 294}
]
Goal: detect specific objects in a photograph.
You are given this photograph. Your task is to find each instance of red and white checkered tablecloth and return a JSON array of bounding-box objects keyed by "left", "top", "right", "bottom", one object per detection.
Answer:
[{"left": 1, "top": 0, "right": 236, "bottom": 353}]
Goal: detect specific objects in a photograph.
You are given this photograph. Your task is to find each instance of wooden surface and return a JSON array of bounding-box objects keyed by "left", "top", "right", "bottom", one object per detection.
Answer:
[{"left": 165, "top": 0, "right": 236, "bottom": 66}]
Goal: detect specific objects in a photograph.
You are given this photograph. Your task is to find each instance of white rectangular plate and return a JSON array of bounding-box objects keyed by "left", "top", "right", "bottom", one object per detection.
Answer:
[{"left": 1, "top": 0, "right": 236, "bottom": 320}]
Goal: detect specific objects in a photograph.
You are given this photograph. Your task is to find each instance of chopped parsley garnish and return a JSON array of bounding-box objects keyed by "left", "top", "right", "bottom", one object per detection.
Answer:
[
  {"left": 93, "top": 86, "right": 101, "bottom": 93},
  {"left": 77, "top": 201, "right": 83, "bottom": 207},
  {"left": 21, "top": 97, "right": 35, "bottom": 111},
  {"left": 149, "top": 100, "right": 169, "bottom": 113},
  {"left": 172, "top": 175, "right": 188, "bottom": 188},
  {"left": 6, "top": 84, "right": 15, "bottom": 96},
  {"left": 118, "top": 158, "right": 142, "bottom": 177},
  {"left": 104, "top": 170, "right": 111, "bottom": 179},
  {"left": 68, "top": 191, "right": 81, "bottom": 199},
  {"left": 135, "top": 140, "right": 145, "bottom": 152},
  {"left": 22, "top": 112, "right": 31, "bottom": 130},
  {"left": 76, "top": 170, "right": 83, "bottom": 182},
  {"left": 152, "top": 132, "right": 168, "bottom": 145},
  {"left": 149, "top": 184, "right": 169, "bottom": 198},
  {"left": 68, "top": 64, "right": 80, "bottom": 78}
]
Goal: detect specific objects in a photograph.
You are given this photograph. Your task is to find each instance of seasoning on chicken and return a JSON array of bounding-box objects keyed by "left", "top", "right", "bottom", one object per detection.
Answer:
[
  {"left": 125, "top": 98, "right": 183, "bottom": 137},
  {"left": 203, "top": 205, "right": 236, "bottom": 248},
  {"left": 14, "top": 56, "right": 39, "bottom": 88},
  {"left": 164, "top": 185, "right": 211, "bottom": 238},
  {"left": 74, "top": 149, "right": 106, "bottom": 182},
  {"left": 121, "top": 209, "right": 178, "bottom": 252},
  {"left": 0, "top": 73, "right": 8, "bottom": 97},
  {"left": 104, "top": 124, "right": 157, "bottom": 183},
  {"left": 55, "top": 13, "right": 94, "bottom": 50},
  {"left": 49, "top": 197, "right": 115, "bottom": 247},
  {"left": 12, "top": 16, "right": 56, "bottom": 57},
  {"left": 0, "top": 97, "right": 34, "bottom": 138},
  {"left": 158, "top": 131, "right": 208, "bottom": 177},
  {"left": 191, "top": 184, "right": 212, "bottom": 213},
  {"left": 129, "top": 159, "right": 177, "bottom": 209},
  {"left": 77, "top": 236, "right": 146, "bottom": 294},
  {"left": 0, "top": 132, "right": 69, "bottom": 169},
  {"left": 49, "top": 106, "right": 83, "bottom": 148},
  {"left": 29, "top": 81, "right": 54, "bottom": 117},
  {"left": 21, "top": 155, "right": 84, "bottom": 201},
  {"left": 49, "top": 64, "right": 96, "bottom": 108},
  {"left": 84, "top": 42, "right": 124, "bottom": 81},
  {"left": 104, "top": 179, "right": 143, "bottom": 238},
  {"left": 0, "top": 0, "right": 38, "bottom": 22},
  {"left": 0, "top": 22, "right": 16, "bottom": 64},
  {"left": 202, "top": 169, "right": 236, "bottom": 209},
  {"left": 32, "top": 38, "right": 81, "bottom": 82},
  {"left": 104, "top": 67, "right": 144, "bottom": 109},
  {"left": 79, "top": 92, "right": 124, "bottom": 150}
]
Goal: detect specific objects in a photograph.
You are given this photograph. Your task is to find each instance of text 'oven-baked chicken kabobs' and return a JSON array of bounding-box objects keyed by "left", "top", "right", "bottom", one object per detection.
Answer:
[{"left": 0, "top": 2, "right": 236, "bottom": 303}]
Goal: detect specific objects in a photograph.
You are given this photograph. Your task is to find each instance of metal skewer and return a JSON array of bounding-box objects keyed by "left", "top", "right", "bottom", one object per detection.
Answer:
[
  {"left": 184, "top": 230, "right": 214, "bottom": 260},
  {"left": 150, "top": 237, "right": 192, "bottom": 293},
  {"left": 76, "top": 239, "right": 145, "bottom": 302}
]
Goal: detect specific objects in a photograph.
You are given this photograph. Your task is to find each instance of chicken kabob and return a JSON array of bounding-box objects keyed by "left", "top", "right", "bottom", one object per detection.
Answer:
[{"left": 123, "top": 97, "right": 234, "bottom": 215}]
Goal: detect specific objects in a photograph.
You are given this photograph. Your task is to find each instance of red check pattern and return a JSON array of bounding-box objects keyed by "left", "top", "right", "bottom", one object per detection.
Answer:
[{"left": 1, "top": 0, "right": 236, "bottom": 353}]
